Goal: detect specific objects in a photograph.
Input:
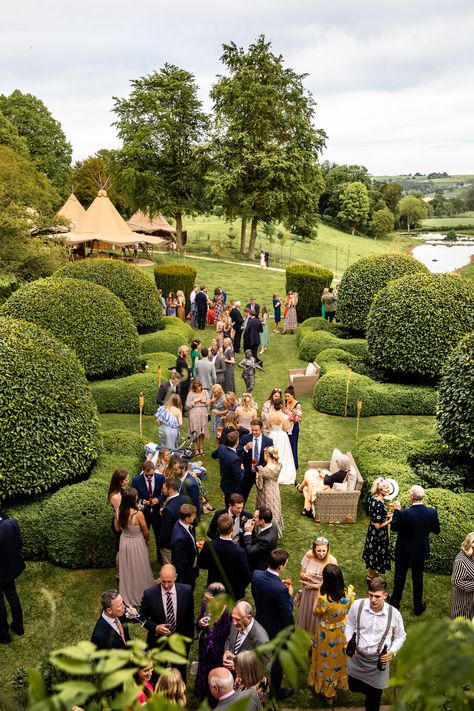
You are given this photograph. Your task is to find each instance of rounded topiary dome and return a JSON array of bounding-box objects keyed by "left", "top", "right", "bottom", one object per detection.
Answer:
[
  {"left": 1, "top": 277, "right": 140, "bottom": 378},
  {"left": 367, "top": 273, "right": 474, "bottom": 378},
  {"left": 437, "top": 333, "right": 474, "bottom": 458},
  {"left": 337, "top": 253, "right": 428, "bottom": 333},
  {"left": 58, "top": 259, "right": 163, "bottom": 333},
  {"left": 0, "top": 316, "right": 101, "bottom": 499}
]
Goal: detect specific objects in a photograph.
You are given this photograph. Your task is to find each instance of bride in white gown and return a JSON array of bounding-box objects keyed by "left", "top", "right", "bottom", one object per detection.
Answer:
[{"left": 266, "top": 401, "right": 296, "bottom": 485}]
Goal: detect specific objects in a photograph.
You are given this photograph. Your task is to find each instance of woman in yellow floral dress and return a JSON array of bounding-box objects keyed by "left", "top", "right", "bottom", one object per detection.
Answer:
[{"left": 308, "top": 563, "right": 355, "bottom": 705}]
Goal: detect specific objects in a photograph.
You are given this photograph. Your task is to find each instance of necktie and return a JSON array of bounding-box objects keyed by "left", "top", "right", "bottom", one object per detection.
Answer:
[
  {"left": 234, "top": 630, "right": 245, "bottom": 654},
  {"left": 115, "top": 617, "right": 126, "bottom": 642},
  {"left": 147, "top": 477, "right": 153, "bottom": 498},
  {"left": 253, "top": 437, "right": 260, "bottom": 462},
  {"left": 166, "top": 592, "right": 176, "bottom": 633}
]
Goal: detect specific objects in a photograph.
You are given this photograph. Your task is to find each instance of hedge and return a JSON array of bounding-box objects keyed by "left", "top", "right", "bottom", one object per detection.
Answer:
[
  {"left": 2, "top": 277, "right": 140, "bottom": 379},
  {"left": 8, "top": 499, "right": 50, "bottom": 560},
  {"left": 138, "top": 350, "right": 177, "bottom": 371},
  {"left": 101, "top": 429, "right": 147, "bottom": 461},
  {"left": 296, "top": 316, "right": 345, "bottom": 347},
  {"left": 162, "top": 316, "right": 193, "bottom": 340},
  {"left": 154, "top": 264, "right": 197, "bottom": 310},
  {"left": 423, "top": 489, "right": 474, "bottom": 574},
  {"left": 299, "top": 330, "right": 368, "bottom": 363},
  {"left": 437, "top": 333, "right": 474, "bottom": 458},
  {"left": 0, "top": 271, "right": 18, "bottom": 302},
  {"left": 366, "top": 273, "right": 474, "bottom": 378},
  {"left": 0, "top": 317, "right": 101, "bottom": 500},
  {"left": 91, "top": 370, "right": 167, "bottom": 415},
  {"left": 286, "top": 264, "right": 333, "bottom": 322},
  {"left": 58, "top": 259, "right": 163, "bottom": 334},
  {"left": 337, "top": 254, "right": 428, "bottom": 334}
]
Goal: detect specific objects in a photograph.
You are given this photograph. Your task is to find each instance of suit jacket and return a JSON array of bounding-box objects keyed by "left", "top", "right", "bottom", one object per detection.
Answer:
[
  {"left": 246, "top": 316, "right": 263, "bottom": 346},
  {"left": 0, "top": 517, "right": 25, "bottom": 584},
  {"left": 391, "top": 503, "right": 440, "bottom": 561},
  {"left": 198, "top": 538, "right": 251, "bottom": 601},
  {"left": 252, "top": 569, "right": 294, "bottom": 640},
  {"left": 140, "top": 582, "right": 194, "bottom": 648},
  {"left": 207, "top": 507, "right": 253, "bottom": 542},
  {"left": 179, "top": 472, "right": 201, "bottom": 518},
  {"left": 216, "top": 689, "right": 261, "bottom": 710},
  {"left": 195, "top": 290, "right": 208, "bottom": 312},
  {"left": 194, "top": 358, "right": 216, "bottom": 390},
  {"left": 158, "top": 493, "right": 191, "bottom": 549},
  {"left": 230, "top": 307, "right": 243, "bottom": 332},
  {"left": 212, "top": 445, "right": 244, "bottom": 496},
  {"left": 91, "top": 614, "right": 130, "bottom": 650},
  {"left": 243, "top": 523, "right": 279, "bottom": 571},
  {"left": 237, "top": 434, "right": 274, "bottom": 481},
  {"left": 156, "top": 380, "right": 178, "bottom": 406},
  {"left": 171, "top": 520, "right": 198, "bottom": 587},
  {"left": 224, "top": 618, "right": 269, "bottom": 656},
  {"left": 213, "top": 352, "right": 226, "bottom": 385},
  {"left": 132, "top": 472, "right": 164, "bottom": 528},
  {"left": 245, "top": 303, "right": 261, "bottom": 317}
]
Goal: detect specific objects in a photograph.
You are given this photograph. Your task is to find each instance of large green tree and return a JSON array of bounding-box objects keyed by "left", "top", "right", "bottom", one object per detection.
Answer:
[
  {"left": 370, "top": 206, "right": 395, "bottom": 239},
  {"left": 209, "top": 36, "right": 326, "bottom": 259},
  {"left": 319, "top": 162, "right": 371, "bottom": 220},
  {"left": 337, "top": 181, "right": 370, "bottom": 235},
  {"left": 72, "top": 149, "right": 127, "bottom": 211},
  {"left": 112, "top": 65, "right": 210, "bottom": 249},
  {"left": 398, "top": 195, "right": 428, "bottom": 231},
  {"left": 0, "top": 110, "right": 29, "bottom": 156},
  {"left": 0, "top": 91, "right": 72, "bottom": 199}
]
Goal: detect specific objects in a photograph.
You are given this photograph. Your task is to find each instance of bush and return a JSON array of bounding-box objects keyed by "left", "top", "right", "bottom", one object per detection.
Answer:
[
  {"left": 138, "top": 350, "right": 177, "bottom": 371},
  {"left": 299, "top": 330, "right": 368, "bottom": 362},
  {"left": 140, "top": 330, "right": 183, "bottom": 356},
  {"left": 153, "top": 264, "right": 196, "bottom": 310},
  {"left": 8, "top": 499, "right": 50, "bottom": 560},
  {"left": 89, "top": 453, "right": 142, "bottom": 485},
  {"left": 101, "top": 429, "right": 147, "bottom": 460},
  {"left": 0, "top": 317, "right": 101, "bottom": 500},
  {"left": 286, "top": 264, "right": 333, "bottom": 322},
  {"left": 2, "top": 277, "right": 140, "bottom": 378},
  {"left": 337, "top": 254, "right": 428, "bottom": 334},
  {"left": 58, "top": 259, "right": 163, "bottom": 333},
  {"left": 353, "top": 434, "right": 419, "bottom": 503},
  {"left": 91, "top": 371, "right": 164, "bottom": 415},
  {"left": 162, "top": 316, "right": 193, "bottom": 339},
  {"left": 367, "top": 273, "right": 474, "bottom": 378},
  {"left": 437, "top": 333, "right": 474, "bottom": 458},
  {"left": 296, "top": 316, "right": 343, "bottom": 347},
  {"left": 423, "top": 489, "right": 474, "bottom": 574},
  {"left": 0, "top": 271, "right": 18, "bottom": 302}
]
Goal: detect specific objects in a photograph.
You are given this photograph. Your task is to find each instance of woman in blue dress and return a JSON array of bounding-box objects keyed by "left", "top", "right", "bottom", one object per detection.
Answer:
[
  {"left": 154, "top": 394, "right": 182, "bottom": 449},
  {"left": 272, "top": 294, "right": 281, "bottom": 333},
  {"left": 259, "top": 306, "right": 270, "bottom": 354}
]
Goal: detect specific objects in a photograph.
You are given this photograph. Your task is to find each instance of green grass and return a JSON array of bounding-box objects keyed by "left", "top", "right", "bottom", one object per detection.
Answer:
[
  {"left": 422, "top": 215, "right": 474, "bottom": 228},
  {"left": 459, "top": 262, "right": 474, "bottom": 284}
]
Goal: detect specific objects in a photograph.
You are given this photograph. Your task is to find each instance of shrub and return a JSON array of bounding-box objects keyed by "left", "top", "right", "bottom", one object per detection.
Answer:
[
  {"left": 337, "top": 254, "right": 428, "bottom": 334},
  {"left": 353, "top": 434, "right": 419, "bottom": 503},
  {"left": 296, "top": 316, "right": 343, "bottom": 347},
  {"left": 286, "top": 264, "right": 333, "bottom": 322},
  {"left": 140, "top": 329, "right": 183, "bottom": 356},
  {"left": 2, "top": 277, "right": 140, "bottom": 379},
  {"left": 153, "top": 264, "right": 196, "bottom": 310},
  {"left": 91, "top": 371, "right": 163, "bottom": 415},
  {"left": 0, "top": 271, "right": 18, "bottom": 302},
  {"left": 8, "top": 499, "right": 50, "bottom": 560},
  {"left": 162, "top": 316, "right": 193, "bottom": 340},
  {"left": 89, "top": 453, "right": 142, "bottom": 484},
  {"left": 58, "top": 259, "right": 163, "bottom": 333},
  {"left": 299, "top": 330, "right": 368, "bottom": 362},
  {"left": 437, "top": 333, "right": 474, "bottom": 458},
  {"left": 367, "top": 273, "right": 474, "bottom": 378},
  {"left": 101, "top": 429, "right": 147, "bottom": 460},
  {"left": 138, "top": 350, "right": 177, "bottom": 371},
  {"left": 0, "top": 317, "right": 101, "bottom": 500},
  {"left": 423, "top": 489, "right": 474, "bottom": 574}
]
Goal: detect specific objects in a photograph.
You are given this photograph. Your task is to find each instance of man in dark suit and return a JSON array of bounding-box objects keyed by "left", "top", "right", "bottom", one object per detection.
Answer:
[
  {"left": 173, "top": 458, "right": 201, "bottom": 519},
  {"left": 0, "top": 510, "right": 25, "bottom": 643},
  {"left": 195, "top": 286, "right": 209, "bottom": 330},
  {"left": 140, "top": 564, "right": 194, "bottom": 680},
  {"left": 390, "top": 484, "right": 440, "bottom": 615},
  {"left": 91, "top": 589, "right": 131, "bottom": 650},
  {"left": 237, "top": 420, "right": 273, "bottom": 502},
  {"left": 245, "top": 298, "right": 260, "bottom": 317},
  {"left": 207, "top": 493, "right": 252, "bottom": 544},
  {"left": 243, "top": 507, "right": 279, "bottom": 571},
  {"left": 246, "top": 312, "right": 263, "bottom": 363},
  {"left": 229, "top": 301, "right": 244, "bottom": 353},
  {"left": 252, "top": 549, "right": 295, "bottom": 700},
  {"left": 158, "top": 478, "right": 191, "bottom": 563},
  {"left": 223, "top": 601, "right": 269, "bottom": 665},
  {"left": 198, "top": 514, "right": 251, "bottom": 601},
  {"left": 170, "top": 504, "right": 199, "bottom": 590},
  {"left": 212, "top": 431, "right": 244, "bottom": 505},
  {"left": 156, "top": 371, "right": 181, "bottom": 406},
  {"left": 132, "top": 461, "right": 164, "bottom": 555}
]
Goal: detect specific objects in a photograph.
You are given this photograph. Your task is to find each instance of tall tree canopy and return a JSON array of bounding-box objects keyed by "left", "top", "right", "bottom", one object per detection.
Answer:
[
  {"left": 337, "top": 181, "right": 370, "bottom": 235},
  {"left": 0, "top": 91, "right": 72, "bottom": 199},
  {"left": 398, "top": 195, "right": 428, "bottom": 231},
  {"left": 0, "top": 110, "right": 29, "bottom": 157},
  {"left": 72, "top": 149, "right": 127, "bottom": 211},
  {"left": 209, "top": 35, "right": 326, "bottom": 259},
  {"left": 112, "top": 65, "right": 210, "bottom": 249},
  {"left": 319, "top": 162, "right": 371, "bottom": 221}
]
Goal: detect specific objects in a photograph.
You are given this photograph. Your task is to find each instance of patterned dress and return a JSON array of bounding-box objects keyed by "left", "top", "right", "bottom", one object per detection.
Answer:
[
  {"left": 213, "top": 293, "right": 225, "bottom": 321},
  {"left": 307, "top": 585, "right": 355, "bottom": 700},
  {"left": 256, "top": 462, "right": 283, "bottom": 536},
  {"left": 451, "top": 551, "right": 474, "bottom": 619},
  {"left": 362, "top": 496, "right": 391, "bottom": 573}
]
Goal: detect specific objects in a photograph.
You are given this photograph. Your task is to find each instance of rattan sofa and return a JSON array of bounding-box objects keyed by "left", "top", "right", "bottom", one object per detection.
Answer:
[
  {"left": 306, "top": 452, "right": 363, "bottom": 524},
  {"left": 288, "top": 362, "right": 321, "bottom": 396}
]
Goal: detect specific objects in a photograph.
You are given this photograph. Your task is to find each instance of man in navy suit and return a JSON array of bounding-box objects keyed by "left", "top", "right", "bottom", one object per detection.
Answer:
[
  {"left": 158, "top": 478, "right": 191, "bottom": 563},
  {"left": 212, "top": 431, "right": 244, "bottom": 505},
  {"left": 198, "top": 514, "right": 251, "bottom": 601},
  {"left": 237, "top": 419, "right": 273, "bottom": 502},
  {"left": 91, "top": 589, "right": 131, "bottom": 650},
  {"left": 207, "top": 493, "right": 252, "bottom": 544},
  {"left": 132, "top": 461, "right": 164, "bottom": 556},
  {"left": 245, "top": 312, "right": 263, "bottom": 363},
  {"left": 0, "top": 510, "right": 25, "bottom": 644},
  {"left": 140, "top": 564, "right": 194, "bottom": 680},
  {"left": 170, "top": 504, "right": 199, "bottom": 590},
  {"left": 245, "top": 298, "right": 260, "bottom": 317},
  {"left": 243, "top": 507, "right": 279, "bottom": 571},
  {"left": 251, "top": 549, "right": 295, "bottom": 700},
  {"left": 390, "top": 484, "right": 440, "bottom": 615},
  {"left": 173, "top": 458, "right": 201, "bottom": 519}
]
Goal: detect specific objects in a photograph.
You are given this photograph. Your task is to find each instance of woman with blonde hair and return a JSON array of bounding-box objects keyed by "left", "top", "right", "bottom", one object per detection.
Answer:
[
  {"left": 234, "top": 651, "right": 269, "bottom": 705},
  {"left": 176, "top": 290, "right": 186, "bottom": 321},
  {"left": 220, "top": 411, "right": 250, "bottom": 444},
  {"left": 255, "top": 446, "right": 283, "bottom": 535},
  {"left": 210, "top": 384, "right": 226, "bottom": 440},
  {"left": 362, "top": 477, "right": 392, "bottom": 582},
  {"left": 235, "top": 393, "right": 258, "bottom": 431},
  {"left": 186, "top": 379, "right": 210, "bottom": 456},
  {"left": 155, "top": 448, "right": 171, "bottom": 473},
  {"left": 155, "top": 668, "right": 186, "bottom": 706},
  {"left": 259, "top": 305, "right": 270, "bottom": 354},
  {"left": 155, "top": 394, "right": 182, "bottom": 449},
  {"left": 451, "top": 532, "right": 474, "bottom": 619},
  {"left": 297, "top": 536, "right": 337, "bottom": 635},
  {"left": 224, "top": 390, "right": 238, "bottom": 413}
]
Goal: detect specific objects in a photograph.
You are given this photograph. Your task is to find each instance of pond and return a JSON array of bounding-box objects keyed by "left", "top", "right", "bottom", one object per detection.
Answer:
[{"left": 411, "top": 233, "right": 474, "bottom": 273}]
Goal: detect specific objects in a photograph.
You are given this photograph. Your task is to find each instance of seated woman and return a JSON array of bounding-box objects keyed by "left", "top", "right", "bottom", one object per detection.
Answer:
[
  {"left": 323, "top": 453, "right": 351, "bottom": 489},
  {"left": 298, "top": 468, "right": 326, "bottom": 517}
]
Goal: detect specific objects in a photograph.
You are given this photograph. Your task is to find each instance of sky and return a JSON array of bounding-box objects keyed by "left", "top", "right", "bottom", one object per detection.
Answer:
[{"left": 2, "top": 0, "right": 473, "bottom": 175}]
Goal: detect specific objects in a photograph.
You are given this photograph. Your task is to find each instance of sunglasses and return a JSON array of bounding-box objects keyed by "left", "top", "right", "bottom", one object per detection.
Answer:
[{"left": 314, "top": 537, "right": 329, "bottom": 544}]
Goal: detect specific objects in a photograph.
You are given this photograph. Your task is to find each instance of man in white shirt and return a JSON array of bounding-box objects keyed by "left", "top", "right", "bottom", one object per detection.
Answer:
[
  {"left": 223, "top": 601, "right": 269, "bottom": 668},
  {"left": 190, "top": 286, "right": 198, "bottom": 327},
  {"left": 345, "top": 577, "right": 406, "bottom": 711},
  {"left": 91, "top": 589, "right": 130, "bottom": 649}
]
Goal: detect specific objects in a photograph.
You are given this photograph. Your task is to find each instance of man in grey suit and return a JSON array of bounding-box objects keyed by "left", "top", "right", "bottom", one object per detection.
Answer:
[
  {"left": 208, "top": 667, "right": 261, "bottom": 710},
  {"left": 211, "top": 346, "right": 226, "bottom": 387},
  {"left": 223, "top": 601, "right": 269, "bottom": 668},
  {"left": 194, "top": 347, "right": 216, "bottom": 396}
]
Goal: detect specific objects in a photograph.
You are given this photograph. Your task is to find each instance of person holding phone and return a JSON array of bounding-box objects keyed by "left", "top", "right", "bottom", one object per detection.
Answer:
[{"left": 194, "top": 583, "right": 232, "bottom": 705}]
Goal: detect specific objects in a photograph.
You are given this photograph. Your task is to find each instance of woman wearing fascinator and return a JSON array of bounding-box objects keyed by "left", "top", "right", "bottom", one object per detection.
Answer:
[{"left": 362, "top": 477, "right": 393, "bottom": 583}]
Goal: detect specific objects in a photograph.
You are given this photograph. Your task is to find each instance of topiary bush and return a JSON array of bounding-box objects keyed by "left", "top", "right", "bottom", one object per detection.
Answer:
[
  {"left": 101, "top": 429, "right": 147, "bottom": 460},
  {"left": 138, "top": 350, "right": 176, "bottom": 371},
  {"left": 337, "top": 253, "right": 428, "bottom": 334},
  {"left": 437, "top": 333, "right": 474, "bottom": 458},
  {"left": 2, "top": 277, "right": 140, "bottom": 379},
  {"left": 299, "top": 330, "right": 368, "bottom": 362},
  {"left": 153, "top": 264, "right": 197, "bottom": 310},
  {"left": 58, "top": 259, "right": 163, "bottom": 333},
  {"left": 162, "top": 316, "right": 193, "bottom": 340},
  {"left": 8, "top": 499, "right": 50, "bottom": 560},
  {"left": 296, "top": 316, "right": 347, "bottom": 347},
  {"left": 423, "top": 489, "right": 474, "bottom": 574},
  {"left": 366, "top": 273, "right": 474, "bottom": 379},
  {"left": 0, "top": 316, "right": 101, "bottom": 500},
  {"left": 91, "top": 371, "right": 165, "bottom": 415},
  {"left": 286, "top": 264, "right": 333, "bottom": 322}
]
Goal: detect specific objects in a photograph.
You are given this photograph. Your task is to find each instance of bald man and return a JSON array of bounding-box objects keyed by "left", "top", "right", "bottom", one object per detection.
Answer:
[
  {"left": 223, "top": 602, "right": 269, "bottom": 668},
  {"left": 208, "top": 667, "right": 261, "bottom": 710}
]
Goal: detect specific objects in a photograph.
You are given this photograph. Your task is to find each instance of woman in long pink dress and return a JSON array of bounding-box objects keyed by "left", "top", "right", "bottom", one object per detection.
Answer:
[
  {"left": 297, "top": 536, "right": 337, "bottom": 635},
  {"left": 115, "top": 488, "right": 154, "bottom": 606}
]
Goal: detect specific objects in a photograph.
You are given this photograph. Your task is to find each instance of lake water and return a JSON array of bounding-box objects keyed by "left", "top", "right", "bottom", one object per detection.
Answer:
[{"left": 412, "top": 233, "right": 474, "bottom": 273}]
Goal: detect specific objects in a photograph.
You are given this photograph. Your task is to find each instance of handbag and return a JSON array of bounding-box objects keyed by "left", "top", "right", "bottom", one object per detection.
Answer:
[{"left": 293, "top": 589, "right": 303, "bottom": 607}]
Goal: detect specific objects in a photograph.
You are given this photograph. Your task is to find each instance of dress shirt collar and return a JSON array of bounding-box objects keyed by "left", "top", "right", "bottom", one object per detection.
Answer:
[
  {"left": 102, "top": 611, "right": 122, "bottom": 634},
  {"left": 259, "top": 523, "right": 272, "bottom": 533},
  {"left": 266, "top": 567, "right": 280, "bottom": 577},
  {"left": 240, "top": 617, "right": 255, "bottom": 639},
  {"left": 219, "top": 691, "right": 236, "bottom": 701}
]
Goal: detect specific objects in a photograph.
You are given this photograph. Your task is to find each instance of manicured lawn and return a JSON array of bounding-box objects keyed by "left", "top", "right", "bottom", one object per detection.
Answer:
[
  {"left": 422, "top": 215, "right": 474, "bottom": 228},
  {"left": 4, "top": 320, "right": 448, "bottom": 709}
]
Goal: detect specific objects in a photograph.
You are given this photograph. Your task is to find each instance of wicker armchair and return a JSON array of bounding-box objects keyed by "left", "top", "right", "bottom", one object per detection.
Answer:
[
  {"left": 306, "top": 452, "right": 363, "bottom": 524},
  {"left": 288, "top": 362, "right": 320, "bottom": 396}
]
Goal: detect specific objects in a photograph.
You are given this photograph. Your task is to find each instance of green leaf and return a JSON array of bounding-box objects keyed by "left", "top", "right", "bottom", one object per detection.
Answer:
[
  {"left": 279, "top": 648, "right": 297, "bottom": 687},
  {"left": 101, "top": 667, "right": 136, "bottom": 691}
]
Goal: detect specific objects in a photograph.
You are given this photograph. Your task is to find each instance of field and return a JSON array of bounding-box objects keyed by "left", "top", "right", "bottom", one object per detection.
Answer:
[{"left": 422, "top": 215, "right": 474, "bottom": 229}]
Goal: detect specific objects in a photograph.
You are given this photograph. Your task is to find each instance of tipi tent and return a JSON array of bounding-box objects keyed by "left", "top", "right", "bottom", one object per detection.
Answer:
[
  {"left": 127, "top": 211, "right": 176, "bottom": 239},
  {"left": 57, "top": 193, "right": 86, "bottom": 229}
]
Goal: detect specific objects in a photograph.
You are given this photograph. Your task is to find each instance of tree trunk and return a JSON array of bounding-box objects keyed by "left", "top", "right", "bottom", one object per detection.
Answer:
[
  {"left": 407, "top": 214, "right": 411, "bottom": 232},
  {"left": 175, "top": 212, "right": 184, "bottom": 250},
  {"left": 352, "top": 224, "right": 356, "bottom": 236},
  {"left": 240, "top": 217, "right": 247, "bottom": 254},
  {"left": 247, "top": 216, "right": 258, "bottom": 260}
]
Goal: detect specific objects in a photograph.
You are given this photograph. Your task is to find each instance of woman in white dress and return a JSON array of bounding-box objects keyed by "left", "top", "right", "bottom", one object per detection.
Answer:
[
  {"left": 260, "top": 250, "right": 267, "bottom": 268},
  {"left": 266, "top": 399, "right": 296, "bottom": 485}
]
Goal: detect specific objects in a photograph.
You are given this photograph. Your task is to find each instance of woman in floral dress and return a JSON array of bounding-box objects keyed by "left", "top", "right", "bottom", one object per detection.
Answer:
[{"left": 362, "top": 478, "right": 392, "bottom": 582}]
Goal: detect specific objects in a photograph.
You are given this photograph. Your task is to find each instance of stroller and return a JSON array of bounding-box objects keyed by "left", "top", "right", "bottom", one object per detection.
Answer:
[{"left": 145, "top": 431, "right": 197, "bottom": 462}]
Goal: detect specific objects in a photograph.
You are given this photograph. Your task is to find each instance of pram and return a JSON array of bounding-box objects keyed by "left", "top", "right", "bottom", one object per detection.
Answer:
[{"left": 145, "top": 431, "right": 197, "bottom": 462}]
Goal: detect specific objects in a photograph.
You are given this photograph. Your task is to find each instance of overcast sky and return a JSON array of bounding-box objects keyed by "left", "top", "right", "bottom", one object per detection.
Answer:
[{"left": 2, "top": 0, "right": 473, "bottom": 175}]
